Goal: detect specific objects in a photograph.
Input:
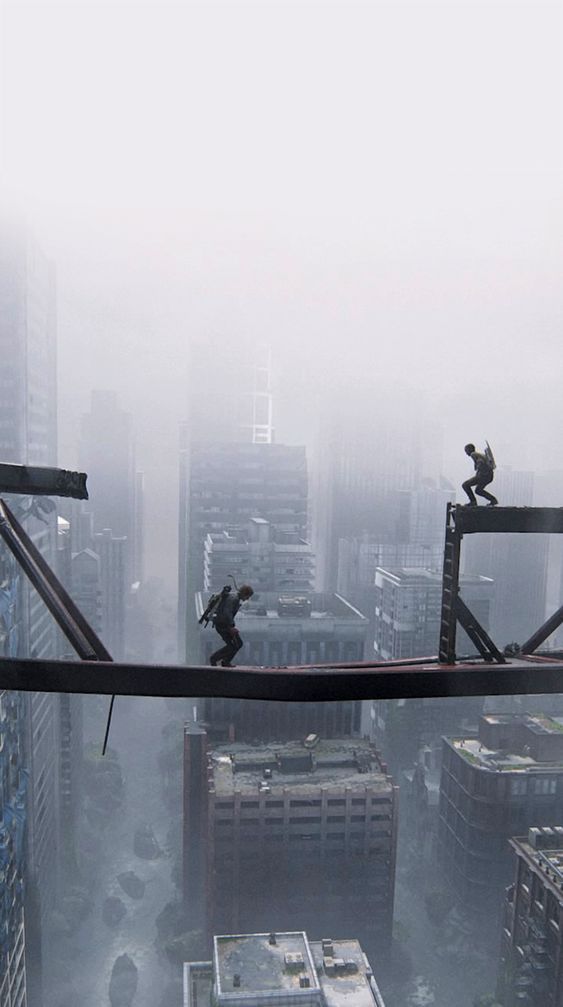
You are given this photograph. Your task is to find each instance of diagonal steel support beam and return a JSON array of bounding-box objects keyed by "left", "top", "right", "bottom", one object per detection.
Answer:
[
  {"left": 456, "top": 595, "right": 506, "bottom": 664},
  {"left": 521, "top": 603, "right": 563, "bottom": 655},
  {"left": 0, "top": 497, "right": 116, "bottom": 752},
  {"left": 0, "top": 499, "right": 111, "bottom": 660}
]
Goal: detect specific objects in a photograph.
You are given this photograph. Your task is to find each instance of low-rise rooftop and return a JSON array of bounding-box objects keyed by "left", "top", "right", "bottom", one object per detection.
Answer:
[
  {"left": 451, "top": 738, "right": 536, "bottom": 771},
  {"left": 450, "top": 712, "right": 563, "bottom": 769},
  {"left": 184, "top": 932, "right": 386, "bottom": 1007},
  {"left": 214, "top": 932, "right": 319, "bottom": 1002},
  {"left": 310, "top": 938, "right": 386, "bottom": 1007}
]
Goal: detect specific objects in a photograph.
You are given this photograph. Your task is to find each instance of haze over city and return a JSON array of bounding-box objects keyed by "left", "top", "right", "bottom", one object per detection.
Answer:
[
  {"left": 1, "top": 2, "right": 563, "bottom": 1007},
  {"left": 3, "top": 0, "right": 563, "bottom": 580}
]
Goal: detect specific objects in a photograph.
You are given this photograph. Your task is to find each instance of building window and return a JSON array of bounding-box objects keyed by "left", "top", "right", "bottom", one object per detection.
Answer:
[
  {"left": 532, "top": 777, "right": 557, "bottom": 795},
  {"left": 510, "top": 777, "right": 527, "bottom": 796}
]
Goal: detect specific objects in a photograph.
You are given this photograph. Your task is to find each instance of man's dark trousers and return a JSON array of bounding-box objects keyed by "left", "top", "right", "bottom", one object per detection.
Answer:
[{"left": 210, "top": 625, "right": 244, "bottom": 666}]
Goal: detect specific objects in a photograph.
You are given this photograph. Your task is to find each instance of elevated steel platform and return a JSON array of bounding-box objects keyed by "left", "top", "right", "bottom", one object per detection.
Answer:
[{"left": 451, "top": 504, "right": 563, "bottom": 536}]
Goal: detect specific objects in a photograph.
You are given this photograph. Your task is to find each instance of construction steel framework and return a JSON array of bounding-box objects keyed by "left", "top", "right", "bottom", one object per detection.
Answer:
[
  {"left": 439, "top": 503, "right": 563, "bottom": 664},
  {"left": 0, "top": 468, "right": 562, "bottom": 752}
]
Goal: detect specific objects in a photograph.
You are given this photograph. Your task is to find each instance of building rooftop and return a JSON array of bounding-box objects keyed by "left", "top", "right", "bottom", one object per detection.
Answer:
[
  {"left": 482, "top": 713, "right": 563, "bottom": 734},
  {"left": 376, "top": 567, "right": 492, "bottom": 587},
  {"left": 214, "top": 932, "right": 319, "bottom": 1001},
  {"left": 209, "top": 737, "right": 391, "bottom": 797},
  {"left": 310, "top": 939, "right": 386, "bottom": 1007},
  {"left": 184, "top": 932, "right": 386, "bottom": 1007},
  {"left": 450, "top": 713, "right": 563, "bottom": 770},
  {"left": 511, "top": 828, "right": 563, "bottom": 897},
  {"left": 451, "top": 738, "right": 536, "bottom": 771},
  {"left": 196, "top": 591, "right": 367, "bottom": 624}
]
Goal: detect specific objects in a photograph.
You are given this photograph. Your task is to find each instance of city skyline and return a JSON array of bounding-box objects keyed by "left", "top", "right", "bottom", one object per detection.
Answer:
[{"left": 2, "top": 0, "right": 563, "bottom": 1004}]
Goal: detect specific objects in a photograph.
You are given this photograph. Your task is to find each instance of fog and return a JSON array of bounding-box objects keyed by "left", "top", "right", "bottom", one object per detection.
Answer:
[
  {"left": 2, "top": 3, "right": 563, "bottom": 1006},
  {"left": 3, "top": 0, "right": 563, "bottom": 581}
]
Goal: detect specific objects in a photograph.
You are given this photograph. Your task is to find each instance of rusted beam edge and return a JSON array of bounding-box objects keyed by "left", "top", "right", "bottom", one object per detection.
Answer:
[
  {"left": 1, "top": 657, "right": 562, "bottom": 702},
  {"left": 0, "top": 464, "right": 88, "bottom": 499}
]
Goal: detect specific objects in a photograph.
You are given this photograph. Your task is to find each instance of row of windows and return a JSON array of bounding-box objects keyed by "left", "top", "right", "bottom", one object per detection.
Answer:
[
  {"left": 215, "top": 815, "right": 392, "bottom": 828},
  {"left": 443, "top": 762, "right": 561, "bottom": 801},
  {"left": 215, "top": 795, "right": 391, "bottom": 810}
]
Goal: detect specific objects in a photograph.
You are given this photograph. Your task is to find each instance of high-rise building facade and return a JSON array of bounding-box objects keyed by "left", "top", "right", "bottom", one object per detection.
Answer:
[
  {"left": 0, "top": 215, "right": 58, "bottom": 662},
  {"left": 183, "top": 729, "right": 398, "bottom": 951},
  {"left": 0, "top": 690, "right": 28, "bottom": 1007},
  {"left": 498, "top": 827, "right": 563, "bottom": 1007},
  {"left": 439, "top": 715, "right": 563, "bottom": 913},
  {"left": 311, "top": 386, "right": 422, "bottom": 592},
  {"left": 0, "top": 217, "right": 63, "bottom": 1006},
  {"left": 79, "top": 390, "right": 142, "bottom": 585},
  {"left": 374, "top": 567, "right": 493, "bottom": 661},
  {"left": 203, "top": 518, "right": 314, "bottom": 595},
  {"left": 180, "top": 440, "right": 308, "bottom": 661},
  {"left": 178, "top": 342, "right": 311, "bottom": 662},
  {"left": 94, "top": 528, "right": 127, "bottom": 660}
]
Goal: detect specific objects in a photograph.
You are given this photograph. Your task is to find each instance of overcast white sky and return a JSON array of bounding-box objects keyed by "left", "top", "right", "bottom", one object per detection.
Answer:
[{"left": 2, "top": 0, "right": 562, "bottom": 581}]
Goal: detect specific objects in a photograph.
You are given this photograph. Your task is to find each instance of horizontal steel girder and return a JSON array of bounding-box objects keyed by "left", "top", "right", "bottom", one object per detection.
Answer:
[
  {"left": 452, "top": 504, "right": 563, "bottom": 536},
  {"left": 0, "top": 655, "right": 562, "bottom": 702}
]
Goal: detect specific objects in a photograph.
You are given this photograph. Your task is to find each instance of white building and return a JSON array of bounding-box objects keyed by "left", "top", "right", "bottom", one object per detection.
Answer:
[{"left": 204, "top": 518, "right": 314, "bottom": 594}]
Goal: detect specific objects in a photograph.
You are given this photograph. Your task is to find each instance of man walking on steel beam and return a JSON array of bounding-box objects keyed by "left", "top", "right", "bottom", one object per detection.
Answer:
[
  {"left": 462, "top": 442, "right": 498, "bottom": 507},
  {"left": 208, "top": 583, "right": 254, "bottom": 667}
]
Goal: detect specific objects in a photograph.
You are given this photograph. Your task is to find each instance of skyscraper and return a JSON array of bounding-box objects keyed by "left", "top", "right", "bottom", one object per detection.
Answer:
[
  {"left": 0, "top": 217, "right": 74, "bottom": 1005},
  {"left": 178, "top": 343, "right": 308, "bottom": 662},
  {"left": 0, "top": 215, "right": 58, "bottom": 662},
  {"left": 0, "top": 688, "right": 28, "bottom": 1007},
  {"left": 79, "top": 390, "right": 142, "bottom": 584},
  {"left": 311, "top": 385, "right": 422, "bottom": 592},
  {"left": 203, "top": 518, "right": 314, "bottom": 594}
]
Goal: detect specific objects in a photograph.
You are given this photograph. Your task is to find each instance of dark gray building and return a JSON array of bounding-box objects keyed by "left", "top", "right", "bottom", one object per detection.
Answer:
[
  {"left": 0, "top": 216, "right": 80, "bottom": 1006},
  {"left": 183, "top": 728, "right": 398, "bottom": 953},
  {"left": 498, "top": 826, "right": 563, "bottom": 1007},
  {"left": 79, "top": 389, "right": 142, "bottom": 586},
  {"left": 179, "top": 439, "right": 308, "bottom": 662},
  {"left": 439, "top": 715, "right": 563, "bottom": 913}
]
